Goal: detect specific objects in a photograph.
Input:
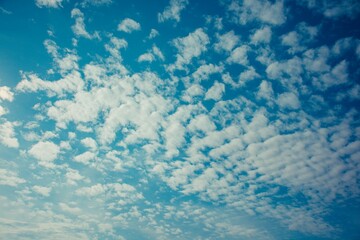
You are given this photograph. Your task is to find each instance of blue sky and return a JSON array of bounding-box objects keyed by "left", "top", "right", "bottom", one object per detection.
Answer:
[{"left": 0, "top": 0, "right": 360, "bottom": 239}]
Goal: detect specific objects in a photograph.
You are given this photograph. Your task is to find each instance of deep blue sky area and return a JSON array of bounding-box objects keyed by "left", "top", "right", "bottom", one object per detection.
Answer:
[{"left": 0, "top": 0, "right": 360, "bottom": 239}]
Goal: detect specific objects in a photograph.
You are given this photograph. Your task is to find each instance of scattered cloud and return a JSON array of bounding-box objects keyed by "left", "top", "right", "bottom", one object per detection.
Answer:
[
  {"left": 59, "top": 202, "right": 82, "bottom": 214},
  {"left": 277, "top": 92, "right": 301, "bottom": 109},
  {"left": 0, "top": 121, "right": 19, "bottom": 148},
  {"left": 214, "top": 30, "right": 240, "bottom": 52},
  {"left": 226, "top": 45, "right": 250, "bottom": 65},
  {"left": 251, "top": 26, "right": 272, "bottom": 44},
  {"left": 81, "top": 0, "right": 113, "bottom": 7},
  {"left": 35, "top": 0, "right": 63, "bottom": 8},
  {"left": 117, "top": 18, "right": 141, "bottom": 33},
  {"left": 158, "top": 0, "right": 189, "bottom": 23},
  {"left": 205, "top": 81, "right": 225, "bottom": 100},
  {"left": 0, "top": 86, "right": 14, "bottom": 102},
  {"left": 16, "top": 71, "right": 83, "bottom": 97},
  {"left": 192, "top": 64, "right": 223, "bottom": 82},
  {"left": 74, "top": 151, "right": 96, "bottom": 164},
  {"left": 171, "top": 28, "right": 210, "bottom": 70},
  {"left": 138, "top": 53, "right": 155, "bottom": 63},
  {"left": 1, "top": 1, "right": 359, "bottom": 239},
  {"left": 71, "top": 8, "right": 96, "bottom": 39},
  {"left": 81, "top": 137, "right": 97, "bottom": 151},
  {"left": 226, "top": 0, "right": 286, "bottom": 25},
  {"left": 28, "top": 141, "right": 60, "bottom": 167},
  {"left": 300, "top": 0, "right": 360, "bottom": 19},
  {"left": 32, "top": 185, "right": 52, "bottom": 196},
  {"left": 148, "top": 29, "right": 159, "bottom": 39},
  {"left": 0, "top": 169, "right": 25, "bottom": 187}
]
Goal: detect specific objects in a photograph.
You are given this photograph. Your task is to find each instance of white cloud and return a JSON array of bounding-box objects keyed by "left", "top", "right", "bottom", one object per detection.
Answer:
[
  {"left": 266, "top": 57, "right": 303, "bottom": 85},
  {"left": 59, "top": 203, "right": 82, "bottom": 214},
  {"left": 81, "top": 137, "right": 97, "bottom": 151},
  {"left": 181, "top": 84, "right": 204, "bottom": 102},
  {"left": 44, "top": 39, "right": 58, "bottom": 57},
  {"left": 104, "top": 37, "right": 128, "bottom": 60},
  {"left": 68, "top": 132, "right": 76, "bottom": 139},
  {"left": 117, "top": 18, "right": 141, "bottom": 33},
  {"left": 302, "top": 0, "right": 360, "bottom": 19},
  {"left": 152, "top": 45, "right": 165, "bottom": 61},
  {"left": 226, "top": 45, "right": 249, "bottom": 65},
  {"left": 35, "top": 0, "right": 63, "bottom": 8},
  {"left": 356, "top": 43, "right": 360, "bottom": 59},
  {"left": 158, "top": 0, "right": 189, "bottom": 23},
  {"left": 297, "top": 22, "right": 318, "bottom": 41},
  {"left": 76, "top": 124, "right": 93, "bottom": 132},
  {"left": 0, "top": 87, "right": 14, "bottom": 102},
  {"left": 65, "top": 168, "right": 84, "bottom": 185},
  {"left": 148, "top": 29, "right": 159, "bottom": 39},
  {"left": 81, "top": 0, "right": 113, "bottom": 7},
  {"left": 277, "top": 92, "right": 301, "bottom": 109},
  {"left": 6, "top": 4, "right": 359, "bottom": 238},
  {"left": 33, "top": 186, "right": 52, "bottom": 197},
  {"left": 0, "top": 106, "right": 7, "bottom": 116},
  {"left": 171, "top": 28, "right": 210, "bottom": 70},
  {"left": 303, "top": 46, "right": 330, "bottom": 74},
  {"left": 0, "top": 86, "right": 14, "bottom": 116},
  {"left": 246, "top": 123, "right": 359, "bottom": 204},
  {"left": 0, "top": 169, "right": 25, "bottom": 187},
  {"left": 214, "top": 17, "right": 223, "bottom": 30},
  {"left": 60, "top": 141, "right": 71, "bottom": 150},
  {"left": 314, "top": 60, "right": 349, "bottom": 90},
  {"left": 0, "top": 121, "right": 19, "bottom": 148},
  {"left": 137, "top": 45, "right": 164, "bottom": 63},
  {"left": 188, "top": 114, "right": 216, "bottom": 133},
  {"left": 331, "top": 37, "right": 356, "bottom": 55},
  {"left": 74, "top": 151, "right": 96, "bottom": 164},
  {"left": 281, "top": 31, "right": 305, "bottom": 53},
  {"left": 161, "top": 105, "right": 201, "bottom": 158},
  {"left": 71, "top": 8, "right": 94, "bottom": 39},
  {"left": 251, "top": 26, "right": 272, "bottom": 44},
  {"left": 221, "top": 72, "right": 238, "bottom": 88},
  {"left": 183, "top": 168, "right": 218, "bottom": 194},
  {"left": 257, "top": 80, "right": 274, "bottom": 101},
  {"left": 164, "top": 121, "right": 186, "bottom": 158},
  {"left": 192, "top": 64, "right": 223, "bottom": 82},
  {"left": 205, "top": 81, "right": 225, "bottom": 101},
  {"left": 28, "top": 141, "right": 60, "bottom": 167},
  {"left": 109, "top": 183, "right": 143, "bottom": 204},
  {"left": 43, "top": 39, "right": 81, "bottom": 75},
  {"left": 238, "top": 67, "right": 260, "bottom": 84},
  {"left": 16, "top": 71, "right": 84, "bottom": 97},
  {"left": 83, "top": 64, "right": 107, "bottom": 85},
  {"left": 227, "top": 0, "right": 286, "bottom": 25},
  {"left": 138, "top": 53, "right": 155, "bottom": 63},
  {"left": 281, "top": 23, "right": 319, "bottom": 54},
  {"left": 326, "top": 6, "right": 360, "bottom": 18},
  {"left": 281, "top": 31, "right": 299, "bottom": 47},
  {"left": 75, "top": 183, "right": 142, "bottom": 205},
  {"left": 76, "top": 183, "right": 106, "bottom": 197},
  {"left": 348, "top": 85, "right": 360, "bottom": 100},
  {"left": 214, "top": 31, "right": 240, "bottom": 52}
]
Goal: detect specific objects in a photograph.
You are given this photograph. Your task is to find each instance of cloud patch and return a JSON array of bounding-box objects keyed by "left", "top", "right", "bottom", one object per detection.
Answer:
[
  {"left": 35, "top": 0, "right": 63, "bottom": 8},
  {"left": 158, "top": 0, "right": 189, "bottom": 23},
  {"left": 117, "top": 18, "right": 141, "bottom": 33},
  {"left": 28, "top": 141, "right": 60, "bottom": 167}
]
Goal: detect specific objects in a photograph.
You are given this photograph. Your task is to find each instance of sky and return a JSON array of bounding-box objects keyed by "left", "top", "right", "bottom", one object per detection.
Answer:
[{"left": 0, "top": 0, "right": 360, "bottom": 239}]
